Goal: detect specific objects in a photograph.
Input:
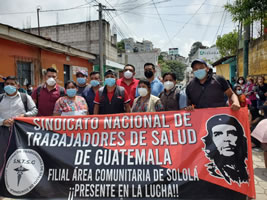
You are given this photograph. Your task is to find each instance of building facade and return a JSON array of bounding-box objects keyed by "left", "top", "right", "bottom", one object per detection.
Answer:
[
  {"left": 124, "top": 38, "right": 153, "bottom": 53},
  {"left": 125, "top": 50, "right": 161, "bottom": 79},
  {"left": 0, "top": 23, "right": 95, "bottom": 90},
  {"left": 190, "top": 46, "right": 220, "bottom": 65},
  {"left": 24, "top": 20, "right": 119, "bottom": 67}
]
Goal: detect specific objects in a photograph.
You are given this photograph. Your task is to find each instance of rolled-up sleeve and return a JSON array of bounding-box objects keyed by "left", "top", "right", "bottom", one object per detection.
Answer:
[{"left": 24, "top": 94, "right": 38, "bottom": 117}]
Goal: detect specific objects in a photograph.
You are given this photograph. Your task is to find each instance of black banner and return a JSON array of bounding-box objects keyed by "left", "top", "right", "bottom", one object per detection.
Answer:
[{"left": 0, "top": 108, "right": 255, "bottom": 199}]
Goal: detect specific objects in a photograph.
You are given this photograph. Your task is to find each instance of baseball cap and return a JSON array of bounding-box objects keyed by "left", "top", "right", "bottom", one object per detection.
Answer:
[
  {"left": 104, "top": 69, "right": 116, "bottom": 77},
  {"left": 76, "top": 70, "right": 88, "bottom": 77},
  {"left": 191, "top": 59, "right": 208, "bottom": 68}
]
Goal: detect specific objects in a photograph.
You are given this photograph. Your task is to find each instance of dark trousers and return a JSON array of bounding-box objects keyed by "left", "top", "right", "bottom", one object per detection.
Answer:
[{"left": 0, "top": 126, "right": 11, "bottom": 179}]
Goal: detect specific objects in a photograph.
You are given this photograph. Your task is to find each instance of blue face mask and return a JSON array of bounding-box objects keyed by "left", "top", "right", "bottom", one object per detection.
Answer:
[
  {"left": 194, "top": 69, "right": 207, "bottom": 80},
  {"left": 66, "top": 89, "right": 77, "bottom": 98},
  {"left": 77, "top": 77, "right": 86, "bottom": 85},
  {"left": 90, "top": 80, "right": 100, "bottom": 87},
  {"left": 104, "top": 78, "right": 116, "bottom": 87},
  {"left": 4, "top": 85, "right": 17, "bottom": 95},
  {"left": 236, "top": 90, "right": 242, "bottom": 95}
]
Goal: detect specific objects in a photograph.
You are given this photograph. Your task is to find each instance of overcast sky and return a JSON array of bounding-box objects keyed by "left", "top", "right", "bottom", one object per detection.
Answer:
[{"left": 0, "top": 0, "right": 238, "bottom": 57}]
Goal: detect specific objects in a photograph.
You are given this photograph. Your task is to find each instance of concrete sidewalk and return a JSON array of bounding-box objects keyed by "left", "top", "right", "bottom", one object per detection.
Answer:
[{"left": 252, "top": 149, "right": 267, "bottom": 200}]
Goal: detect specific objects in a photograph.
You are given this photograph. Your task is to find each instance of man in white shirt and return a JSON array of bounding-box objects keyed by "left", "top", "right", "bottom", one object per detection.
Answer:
[{"left": 0, "top": 76, "right": 38, "bottom": 180}]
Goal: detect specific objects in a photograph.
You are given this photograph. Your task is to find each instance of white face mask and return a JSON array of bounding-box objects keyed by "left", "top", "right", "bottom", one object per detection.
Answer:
[
  {"left": 46, "top": 77, "right": 56, "bottom": 86},
  {"left": 138, "top": 88, "right": 148, "bottom": 97},
  {"left": 124, "top": 70, "right": 133, "bottom": 79},
  {"left": 164, "top": 81, "right": 174, "bottom": 90}
]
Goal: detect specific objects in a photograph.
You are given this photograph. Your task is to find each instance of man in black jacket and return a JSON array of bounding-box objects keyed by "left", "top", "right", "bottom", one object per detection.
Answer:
[{"left": 94, "top": 69, "right": 131, "bottom": 114}]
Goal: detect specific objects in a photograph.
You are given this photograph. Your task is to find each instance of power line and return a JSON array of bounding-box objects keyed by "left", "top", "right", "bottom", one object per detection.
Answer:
[
  {"left": 41, "top": 3, "right": 89, "bottom": 12},
  {"left": 200, "top": 0, "right": 219, "bottom": 41},
  {"left": 0, "top": 1, "right": 96, "bottom": 15},
  {"left": 122, "top": 10, "right": 224, "bottom": 16},
  {"left": 212, "top": 10, "right": 226, "bottom": 44},
  {"left": 105, "top": 12, "right": 148, "bottom": 64},
  {"left": 114, "top": 0, "right": 170, "bottom": 17},
  {"left": 126, "top": 11, "right": 233, "bottom": 27},
  {"left": 119, "top": 3, "right": 224, "bottom": 9},
  {"left": 220, "top": 11, "right": 228, "bottom": 36},
  {"left": 151, "top": 0, "right": 174, "bottom": 47},
  {"left": 0, "top": 11, "right": 35, "bottom": 15},
  {"left": 161, "top": 0, "right": 209, "bottom": 49},
  {"left": 102, "top": 0, "right": 141, "bottom": 39}
]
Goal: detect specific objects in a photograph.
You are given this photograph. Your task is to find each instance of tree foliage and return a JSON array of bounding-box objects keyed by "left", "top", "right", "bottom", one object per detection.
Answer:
[
  {"left": 117, "top": 40, "right": 125, "bottom": 53},
  {"left": 216, "top": 30, "right": 239, "bottom": 57},
  {"left": 225, "top": 0, "right": 267, "bottom": 25},
  {"left": 159, "top": 60, "right": 186, "bottom": 81},
  {"left": 189, "top": 41, "right": 208, "bottom": 57}
]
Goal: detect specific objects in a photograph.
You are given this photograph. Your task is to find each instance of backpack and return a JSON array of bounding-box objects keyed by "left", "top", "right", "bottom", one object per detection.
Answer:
[
  {"left": 36, "top": 85, "right": 65, "bottom": 108},
  {"left": 0, "top": 92, "right": 28, "bottom": 112}
]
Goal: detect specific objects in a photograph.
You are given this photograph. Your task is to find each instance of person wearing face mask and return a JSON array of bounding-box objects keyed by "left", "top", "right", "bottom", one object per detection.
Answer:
[
  {"left": 186, "top": 59, "right": 240, "bottom": 111},
  {"left": 53, "top": 80, "right": 88, "bottom": 116},
  {"left": 244, "top": 77, "right": 257, "bottom": 108},
  {"left": 233, "top": 85, "right": 251, "bottom": 107},
  {"left": 117, "top": 64, "right": 139, "bottom": 106},
  {"left": 136, "top": 63, "right": 164, "bottom": 97},
  {"left": 0, "top": 76, "right": 37, "bottom": 177},
  {"left": 76, "top": 70, "right": 91, "bottom": 96},
  {"left": 32, "top": 67, "right": 65, "bottom": 116},
  {"left": 159, "top": 72, "right": 187, "bottom": 111},
  {"left": 132, "top": 79, "right": 164, "bottom": 112},
  {"left": 186, "top": 60, "right": 246, "bottom": 200},
  {"left": 26, "top": 83, "right": 33, "bottom": 96},
  {"left": 235, "top": 77, "right": 246, "bottom": 91},
  {"left": 255, "top": 76, "right": 267, "bottom": 108},
  {"left": 94, "top": 69, "right": 131, "bottom": 114},
  {"left": 82, "top": 71, "right": 101, "bottom": 114}
]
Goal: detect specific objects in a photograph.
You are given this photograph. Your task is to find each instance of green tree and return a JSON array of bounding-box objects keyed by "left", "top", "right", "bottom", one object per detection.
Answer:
[
  {"left": 225, "top": 0, "right": 267, "bottom": 25},
  {"left": 216, "top": 30, "right": 239, "bottom": 57},
  {"left": 159, "top": 61, "right": 170, "bottom": 76},
  {"left": 160, "top": 60, "right": 186, "bottom": 81},
  {"left": 158, "top": 54, "right": 164, "bottom": 62},
  {"left": 117, "top": 40, "right": 125, "bottom": 53},
  {"left": 189, "top": 42, "right": 208, "bottom": 57}
]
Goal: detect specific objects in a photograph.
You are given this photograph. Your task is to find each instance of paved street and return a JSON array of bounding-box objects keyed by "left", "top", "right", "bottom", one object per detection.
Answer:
[{"left": 252, "top": 149, "right": 267, "bottom": 200}]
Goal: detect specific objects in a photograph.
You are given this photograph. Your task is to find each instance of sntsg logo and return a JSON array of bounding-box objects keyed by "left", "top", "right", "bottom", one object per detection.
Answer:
[{"left": 5, "top": 149, "right": 44, "bottom": 196}]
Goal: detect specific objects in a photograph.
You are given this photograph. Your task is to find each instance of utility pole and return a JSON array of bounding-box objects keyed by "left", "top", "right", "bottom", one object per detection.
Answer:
[
  {"left": 241, "top": 0, "right": 250, "bottom": 79},
  {"left": 37, "top": 7, "right": 41, "bottom": 36},
  {"left": 97, "top": 3, "right": 115, "bottom": 80},
  {"left": 243, "top": 19, "right": 250, "bottom": 79}
]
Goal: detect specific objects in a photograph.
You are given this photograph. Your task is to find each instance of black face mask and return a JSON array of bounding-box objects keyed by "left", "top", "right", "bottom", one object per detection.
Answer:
[{"left": 145, "top": 70, "right": 154, "bottom": 78}]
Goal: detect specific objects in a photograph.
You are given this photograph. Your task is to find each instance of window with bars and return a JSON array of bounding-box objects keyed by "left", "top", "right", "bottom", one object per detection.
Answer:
[{"left": 16, "top": 61, "right": 33, "bottom": 86}]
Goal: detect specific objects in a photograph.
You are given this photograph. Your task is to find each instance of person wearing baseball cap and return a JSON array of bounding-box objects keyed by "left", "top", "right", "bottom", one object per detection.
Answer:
[
  {"left": 76, "top": 70, "right": 90, "bottom": 96},
  {"left": 185, "top": 59, "right": 240, "bottom": 111},
  {"left": 94, "top": 69, "right": 131, "bottom": 114}
]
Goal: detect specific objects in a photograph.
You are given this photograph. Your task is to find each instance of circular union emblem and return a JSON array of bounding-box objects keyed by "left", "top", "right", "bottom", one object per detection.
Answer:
[{"left": 5, "top": 149, "right": 44, "bottom": 196}]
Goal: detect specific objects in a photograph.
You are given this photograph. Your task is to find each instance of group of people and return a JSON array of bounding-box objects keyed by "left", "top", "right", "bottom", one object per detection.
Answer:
[
  {"left": 0, "top": 63, "right": 189, "bottom": 121},
  {"left": 1, "top": 59, "right": 265, "bottom": 200},
  {"left": 232, "top": 75, "right": 267, "bottom": 169},
  {"left": 0, "top": 59, "right": 244, "bottom": 128},
  {"left": 234, "top": 76, "right": 267, "bottom": 109}
]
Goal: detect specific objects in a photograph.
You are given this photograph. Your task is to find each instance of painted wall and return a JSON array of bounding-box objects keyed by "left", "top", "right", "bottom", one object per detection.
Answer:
[
  {"left": 0, "top": 38, "right": 93, "bottom": 87},
  {"left": 237, "top": 35, "right": 267, "bottom": 79},
  {"left": 215, "top": 64, "right": 230, "bottom": 80}
]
